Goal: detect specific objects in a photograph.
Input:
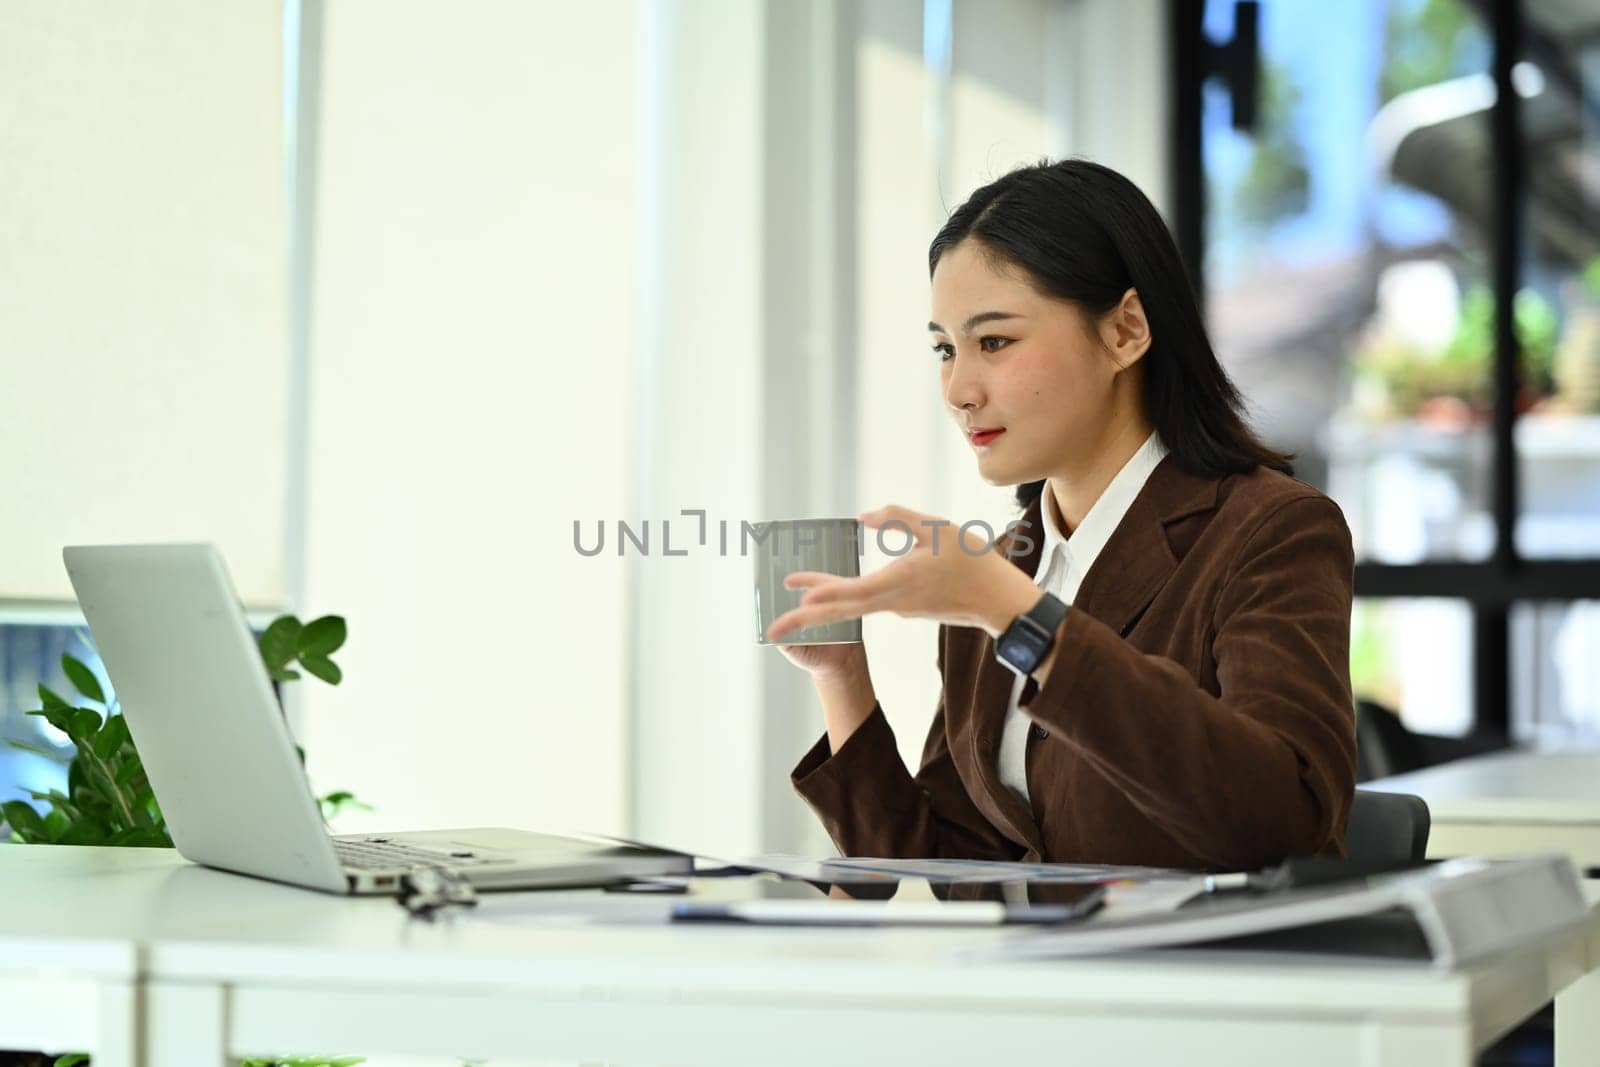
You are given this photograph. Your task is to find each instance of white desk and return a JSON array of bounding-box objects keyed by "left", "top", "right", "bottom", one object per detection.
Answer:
[
  {"left": 3, "top": 844, "right": 1598, "bottom": 1067},
  {"left": 1366, "top": 749, "right": 1600, "bottom": 868},
  {"left": 0, "top": 848, "right": 152, "bottom": 1067},
  {"left": 1367, "top": 748, "right": 1600, "bottom": 1062}
]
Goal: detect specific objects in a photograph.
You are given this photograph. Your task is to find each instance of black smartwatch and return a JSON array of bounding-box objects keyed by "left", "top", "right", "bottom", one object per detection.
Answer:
[{"left": 995, "top": 592, "right": 1070, "bottom": 678}]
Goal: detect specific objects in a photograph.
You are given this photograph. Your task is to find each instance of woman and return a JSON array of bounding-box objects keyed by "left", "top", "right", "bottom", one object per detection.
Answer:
[{"left": 764, "top": 159, "right": 1356, "bottom": 873}]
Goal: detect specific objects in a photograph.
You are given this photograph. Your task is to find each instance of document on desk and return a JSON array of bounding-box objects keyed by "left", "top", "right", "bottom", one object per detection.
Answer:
[{"left": 739, "top": 853, "right": 1195, "bottom": 885}]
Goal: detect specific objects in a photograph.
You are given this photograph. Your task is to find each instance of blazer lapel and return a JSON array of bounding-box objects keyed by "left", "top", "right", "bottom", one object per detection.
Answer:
[
  {"left": 960, "top": 459, "right": 1223, "bottom": 853},
  {"left": 1071, "top": 455, "right": 1220, "bottom": 637}
]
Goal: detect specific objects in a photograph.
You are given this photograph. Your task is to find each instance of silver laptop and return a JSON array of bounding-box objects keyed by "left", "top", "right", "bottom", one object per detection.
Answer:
[{"left": 63, "top": 543, "right": 692, "bottom": 895}]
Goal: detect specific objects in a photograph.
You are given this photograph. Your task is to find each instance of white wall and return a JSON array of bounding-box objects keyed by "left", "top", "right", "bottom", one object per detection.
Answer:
[
  {"left": 0, "top": 0, "right": 289, "bottom": 607},
  {"left": 297, "top": 0, "right": 635, "bottom": 836}
]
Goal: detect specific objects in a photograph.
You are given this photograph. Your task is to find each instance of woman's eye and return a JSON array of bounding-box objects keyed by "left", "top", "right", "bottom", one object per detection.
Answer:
[
  {"left": 932, "top": 342, "right": 954, "bottom": 361},
  {"left": 979, "top": 336, "right": 1011, "bottom": 353}
]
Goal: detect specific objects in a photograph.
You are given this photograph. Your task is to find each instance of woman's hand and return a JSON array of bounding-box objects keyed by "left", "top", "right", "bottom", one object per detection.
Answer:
[
  {"left": 764, "top": 505, "right": 1043, "bottom": 643},
  {"left": 773, "top": 639, "right": 868, "bottom": 682}
]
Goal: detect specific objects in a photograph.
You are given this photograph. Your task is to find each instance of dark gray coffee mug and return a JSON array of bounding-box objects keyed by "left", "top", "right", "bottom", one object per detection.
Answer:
[{"left": 751, "top": 518, "right": 863, "bottom": 645}]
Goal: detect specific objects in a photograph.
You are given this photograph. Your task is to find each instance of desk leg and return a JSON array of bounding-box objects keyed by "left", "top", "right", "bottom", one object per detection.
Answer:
[
  {"left": 146, "top": 981, "right": 230, "bottom": 1067},
  {"left": 1556, "top": 965, "right": 1600, "bottom": 1067},
  {"left": 92, "top": 980, "right": 140, "bottom": 1067}
]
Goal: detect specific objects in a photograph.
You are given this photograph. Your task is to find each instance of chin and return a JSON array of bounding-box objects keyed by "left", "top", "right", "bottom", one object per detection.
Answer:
[{"left": 973, "top": 459, "right": 1020, "bottom": 488}]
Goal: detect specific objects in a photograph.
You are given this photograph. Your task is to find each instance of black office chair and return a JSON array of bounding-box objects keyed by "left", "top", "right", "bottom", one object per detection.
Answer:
[
  {"left": 1355, "top": 699, "right": 1507, "bottom": 783},
  {"left": 1344, "top": 788, "right": 1431, "bottom": 865}
]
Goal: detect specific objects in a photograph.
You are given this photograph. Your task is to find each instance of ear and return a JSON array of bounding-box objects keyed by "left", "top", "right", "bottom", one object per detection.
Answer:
[{"left": 1098, "top": 287, "right": 1153, "bottom": 370}]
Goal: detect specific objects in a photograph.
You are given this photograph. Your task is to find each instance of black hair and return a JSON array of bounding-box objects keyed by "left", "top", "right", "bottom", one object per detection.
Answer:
[{"left": 928, "top": 157, "right": 1293, "bottom": 510}]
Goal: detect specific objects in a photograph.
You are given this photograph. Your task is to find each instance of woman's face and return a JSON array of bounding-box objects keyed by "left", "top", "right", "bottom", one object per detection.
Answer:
[{"left": 929, "top": 238, "right": 1138, "bottom": 487}]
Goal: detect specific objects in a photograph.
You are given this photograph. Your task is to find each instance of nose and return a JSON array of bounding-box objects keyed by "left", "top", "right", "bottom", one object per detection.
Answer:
[{"left": 943, "top": 348, "right": 984, "bottom": 415}]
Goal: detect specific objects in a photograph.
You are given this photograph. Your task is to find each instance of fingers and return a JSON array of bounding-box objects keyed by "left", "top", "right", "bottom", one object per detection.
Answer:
[
  {"left": 766, "top": 586, "right": 890, "bottom": 641},
  {"left": 858, "top": 505, "right": 969, "bottom": 554},
  {"left": 858, "top": 504, "right": 935, "bottom": 541},
  {"left": 782, "top": 570, "right": 895, "bottom": 604}
]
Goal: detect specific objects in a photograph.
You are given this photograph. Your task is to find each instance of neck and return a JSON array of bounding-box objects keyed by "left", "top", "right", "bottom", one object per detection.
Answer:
[{"left": 1044, "top": 417, "right": 1155, "bottom": 536}]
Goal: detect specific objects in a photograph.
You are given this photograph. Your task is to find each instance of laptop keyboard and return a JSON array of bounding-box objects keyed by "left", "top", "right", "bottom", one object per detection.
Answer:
[{"left": 333, "top": 837, "right": 495, "bottom": 871}]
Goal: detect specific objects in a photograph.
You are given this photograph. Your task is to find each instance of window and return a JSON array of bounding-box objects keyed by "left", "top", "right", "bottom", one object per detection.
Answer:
[
  {"left": 1177, "top": 0, "right": 1600, "bottom": 739},
  {"left": 0, "top": 626, "right": 98, "bottom": 817}
]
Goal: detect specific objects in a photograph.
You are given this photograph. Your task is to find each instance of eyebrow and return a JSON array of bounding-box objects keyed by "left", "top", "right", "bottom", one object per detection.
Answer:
[{"left": 927, "top": 311, "right": 1024, "bottom": 335}]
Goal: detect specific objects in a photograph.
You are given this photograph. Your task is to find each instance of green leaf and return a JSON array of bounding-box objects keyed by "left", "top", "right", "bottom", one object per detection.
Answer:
[
  {"left": 73, "top": 786, "right": 113, "bottom": 820},
  {"left": 37, "top": 683, "right": 70, "bottom": 709},
  {"left": 317, "top": 789, "right": 373, "bottom": 824},
  {"left": 109, "top": 826, "right": 170, "bottom": 848},
  {"left": 27, "top": 706, "right": 77, "bottom": 735},
  {"left": 69, "top": 764, "right": 105, "bottom": 819},
  {"left": 259, "top": 615, "right": 303, "bottom": 669},
  {"left": 1, "top": 800, "right": 45, "bottom": 838},
  {"left": 53, "top": 1054, "right": 90, "bottom": 1067},
  {"left": 95, "top": 714, "right": 131, "bottom": 760},
  {"left": 57, "top": 816, "right": 114, "bottom": 846},
  {"left": 42, "top": 808, "right": 70, "bottom": 841},
  {"left": 268, "top": 666, "right": 302, "bottom": 683},
  {"left": 31, "top": 788, "right": 82, "bottom": 822},
  {"left": 115, "top": 752, "right": 147, "bottom": 787},
  {"left": 299, "top": 653, "right": 342, "bottom": 685},
  {"left": 61, "top": 653, "right": 106, "bottom": 704},
  {"left": 69, "top": 706, "right": 103, "bottom": 743},
  {"left": 140, "top": 787, "right": 164, "bottom": 827},
  {"left": 297, "top": 615, "right": 347, "bottom": 656}
]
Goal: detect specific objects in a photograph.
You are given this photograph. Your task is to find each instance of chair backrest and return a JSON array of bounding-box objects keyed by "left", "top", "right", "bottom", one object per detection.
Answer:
[
  {"left": 1355, "top": 699, "right": 1427, "bottom": 781},
  {"left": 1345, "top": 789, "right": 1431, "bottom": 865}
]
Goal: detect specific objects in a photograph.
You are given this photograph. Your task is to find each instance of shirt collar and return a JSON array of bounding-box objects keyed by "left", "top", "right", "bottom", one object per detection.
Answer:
[{"left": 1036, "top": 431, "right": 1170, "bottom": 586}]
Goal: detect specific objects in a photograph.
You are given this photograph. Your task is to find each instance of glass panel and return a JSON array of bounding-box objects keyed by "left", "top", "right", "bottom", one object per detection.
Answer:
[
  {"left": 0, "top": 625, "right": 90, "bottom": 824},
  {"left": 1352, "top": 598, "right": 1474, "bottom": 736},
  {"left": 1511, "top": 600, "right": 1600, "bottom": 746},
  {"left": 1202, "top": 0, "right": 1496, "bottom": 562},
  {"left": 1516, "top": 3, "right": 1600, "bottom": 558}
]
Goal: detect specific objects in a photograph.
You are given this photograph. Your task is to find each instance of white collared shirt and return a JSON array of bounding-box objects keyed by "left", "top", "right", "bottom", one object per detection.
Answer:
[{"left": 996, "top": 431, "right": 1170, "bottom": 807}]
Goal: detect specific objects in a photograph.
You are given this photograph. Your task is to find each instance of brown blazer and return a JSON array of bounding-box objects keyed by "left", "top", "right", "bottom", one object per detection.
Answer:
[{"left": 791, "top": 456, "right": 1357, "bottom": 872}]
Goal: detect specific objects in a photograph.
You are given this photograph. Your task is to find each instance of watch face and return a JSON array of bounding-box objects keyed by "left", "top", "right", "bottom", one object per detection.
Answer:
[{"left": 999, "top": 634, "right": 1041, "bottom": 669}]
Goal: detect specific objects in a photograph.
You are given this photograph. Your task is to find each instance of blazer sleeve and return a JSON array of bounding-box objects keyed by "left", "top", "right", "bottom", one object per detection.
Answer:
[
  {"left": 1020, "top": 494, "right": 1357, "bottom": 871},
  {"left": 790, "top": 635, "right": 1023, "bottom": 861}
]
